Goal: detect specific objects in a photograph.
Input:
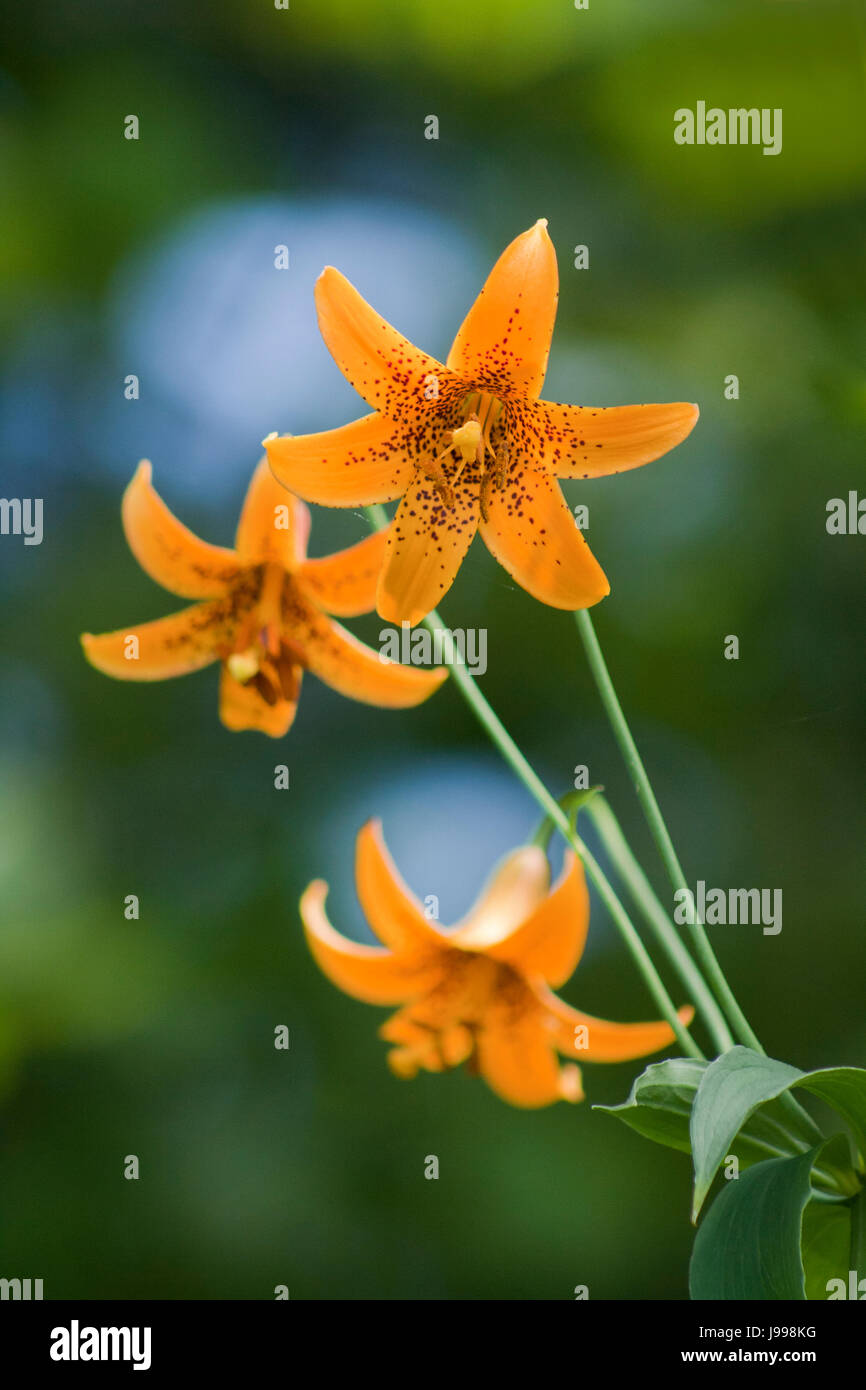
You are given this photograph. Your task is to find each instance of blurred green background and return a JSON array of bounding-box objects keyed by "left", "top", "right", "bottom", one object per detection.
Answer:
[{"left": 1, "top": 0, "right": 864, "bottom": 1300}]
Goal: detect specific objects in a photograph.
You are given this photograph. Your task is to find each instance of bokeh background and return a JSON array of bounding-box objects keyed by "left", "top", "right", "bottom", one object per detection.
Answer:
[{"left": 1, "top": 0, "right": 864, "bottom": 1300}]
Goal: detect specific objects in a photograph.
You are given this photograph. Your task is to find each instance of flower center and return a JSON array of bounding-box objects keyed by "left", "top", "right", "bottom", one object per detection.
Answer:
[
  {"left": 423, "top": 390, "right": 507, "bottom": 517},
  {"left": 384, "top": 953, "right": 504, "bottom": 1078},
  {"left": 225, "top": 564, "right": 301, "bottom": 705}
]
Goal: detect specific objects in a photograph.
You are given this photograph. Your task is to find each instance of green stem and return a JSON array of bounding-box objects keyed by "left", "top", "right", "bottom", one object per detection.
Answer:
[
  {"left": 364, "top": 502, "right": 391, "bottom": 530},
  {"left": 531, "top": 787, "right": 600, "bottom": 853},
  {"left": 584, "top": 796, "right": 735, "bottom": 1055},
  {"left": 574, "top": 608, "right": 763, "bottom": 1054}
]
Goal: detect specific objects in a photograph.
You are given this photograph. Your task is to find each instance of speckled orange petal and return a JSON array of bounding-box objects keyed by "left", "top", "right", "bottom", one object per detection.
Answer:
[
  {"left": 477, "top": 986, "right": 583, "bottom": 1108},
  {"left": 477, "top": 851, "right": 590, "bottom": 988},
  {"left": 81, "top": 596, "right": 238, "bottom": 681},
  {"left": 284, "top": 592, "right": 447, "bottom": 706},
  {"left": 377, "top": 475, "right": 480, "bottom": 627},
  {"left": 235, "top": 458, "right": 311, "bottom": 568},
  {"left": 515, "top": 399, "right": 700, "bottom": 479},
  {"left": 265, "top": 414, "right": 418, "bottom": 507},
  {"left": 218, "top": 663, "right": 301, "bottom": 737},
  {"left": 315, "top": 267, "right": 463, "bottom": 415},
  {"left": 540, "top": 986, "right": 695, "bottom": 1062},
  {"left": 301, "top": 880, "right": 444, "bottom": 1005},
  {"left": 450, "top": 847, "right": 551, "bottom": 951},
  {"left": 446, "top": 220, "right": 558, "bottom": 399},
  {"left": 121, "top": 461, "right": 241, "bottom": 598},
  {"left": 355, "top": 820, "right": 443, "bottom": 954},
  {"left": 479, "top": 466, "right": 609, "bottom": 610},
  {"left": 297, "top": 526, "right": 389, "bottom": 617}
]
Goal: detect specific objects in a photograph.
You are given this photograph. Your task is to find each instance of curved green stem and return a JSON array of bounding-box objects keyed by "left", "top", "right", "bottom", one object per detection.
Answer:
[
  {"left": 574, "top": 608, "right": 763, "bottom": 1054},
  {"left": 531, "top": 787, "right": 601, "bottom": 853}
]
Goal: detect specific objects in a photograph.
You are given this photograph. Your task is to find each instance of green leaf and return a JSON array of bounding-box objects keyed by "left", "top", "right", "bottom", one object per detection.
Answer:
[
  {"left": 850, "top": 1187, "right": 866, "bottom": 1285},
  {"left": 689, "top": 1147, "right": 818, "bottom": 1300},
  {"left": 689, "top": 1047, "right": 866, "bottom": 1220},
  {"left": 801, "top": 1199, "right": 850, "bottom": 1302},
  {"left": 598, "top": 1055, "right": 817, "bottom": 1173},
  {"left": 595, "top": 1057, "right": 706, "bottom": 1154},
  {"left": 798, "top": 1070, "right": 866, "bottom": 1165}
]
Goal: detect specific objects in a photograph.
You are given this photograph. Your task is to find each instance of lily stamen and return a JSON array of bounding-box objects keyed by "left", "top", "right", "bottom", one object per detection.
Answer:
[
  {"left": 479, "top": 441, "right": 510, "bottom": 523},
  {"left": 423, "top": 412, "right": 486, "bottom": 507},
  {"left": 227, "top": 647, "right": 261, "bottom": 685}
]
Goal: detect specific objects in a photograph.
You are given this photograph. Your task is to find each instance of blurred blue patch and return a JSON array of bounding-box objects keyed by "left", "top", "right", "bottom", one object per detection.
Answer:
[
  {"left": 101, "top": 196, "right": 486, "bottom": 500},
  {"left": 307, "top": 750, "right": 556, "bottom": 940}
]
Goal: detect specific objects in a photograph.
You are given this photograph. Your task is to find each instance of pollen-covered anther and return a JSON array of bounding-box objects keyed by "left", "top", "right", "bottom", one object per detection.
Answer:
[
  {"left": 479, "top": 451, "right": 507, "bottom": 523},
  {"left": 559, "top": 1064, "right": 584, "bottom": 1103},
  {"left": 493, "top": 441, "right": 509, "bottom": 491},
  {"left": 227, "top": 648, "right": 261, "bottom": 684}
]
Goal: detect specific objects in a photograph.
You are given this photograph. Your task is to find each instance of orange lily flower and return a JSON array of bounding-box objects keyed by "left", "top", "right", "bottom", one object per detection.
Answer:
[
  {"left": 301, "top": 821, "right": 694, "bottom": 1108},
  {"left": 266, "top": 220, "right": 699, "bottom": 626},
  {"left": 81, "top": 459, "right": 446, "bottom": 736}
]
